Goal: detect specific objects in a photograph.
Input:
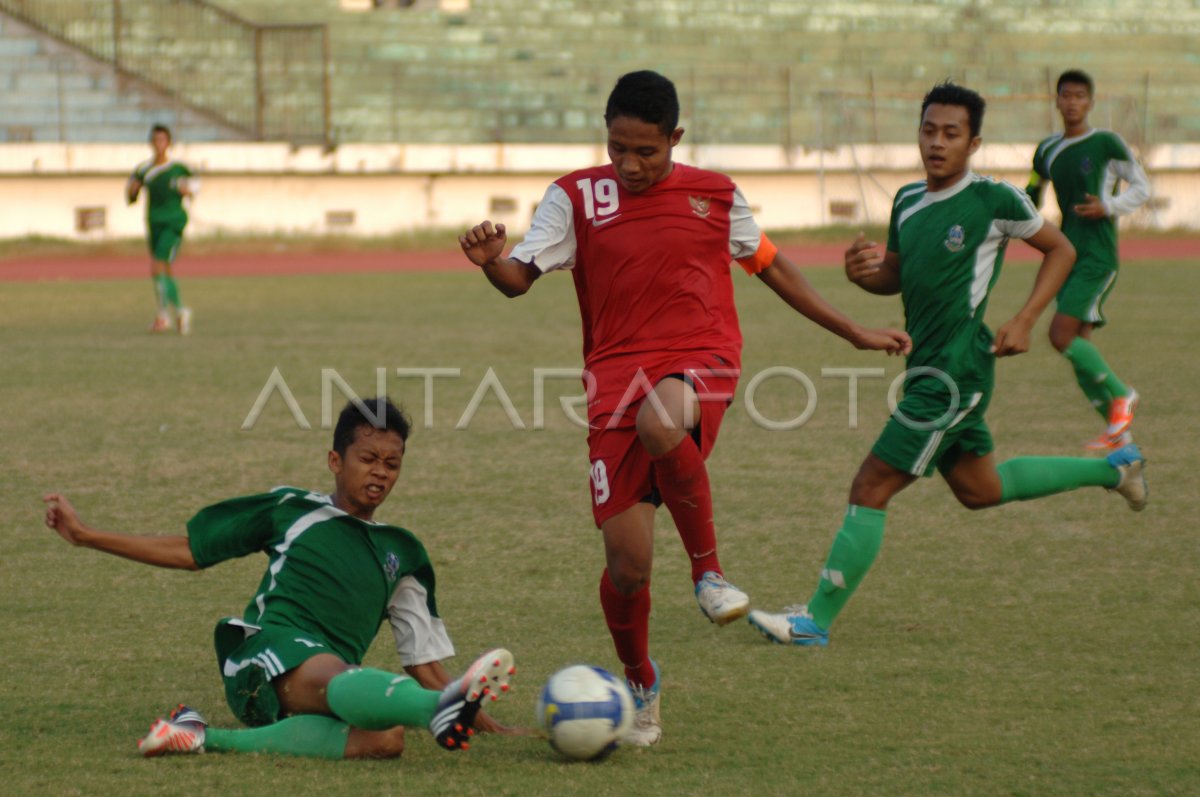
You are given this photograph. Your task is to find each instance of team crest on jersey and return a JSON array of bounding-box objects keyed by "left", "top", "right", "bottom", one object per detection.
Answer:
[
  {"left": 688, "top": 195, "right": 712, "bottom": 218},
  {"left": 383, "top": 552, "right": 400, "bottom": 583},
  {"left": 944, "top": 224, "right": 966, "bottom": 252},
  {"left": 1080, "top": 156, "right": 1093, "bottom": 175}
]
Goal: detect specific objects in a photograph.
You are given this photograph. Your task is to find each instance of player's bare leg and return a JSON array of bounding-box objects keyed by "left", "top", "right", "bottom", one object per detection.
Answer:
[
  {"left": 942, "top": 451, "right": 1004, "bottom": 510},
  {"left": 343, "top": 726, "right": 407, "bottom": 759}
]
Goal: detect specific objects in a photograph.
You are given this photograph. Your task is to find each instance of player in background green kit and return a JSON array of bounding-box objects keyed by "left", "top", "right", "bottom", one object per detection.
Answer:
[
  {"left": 748, "top": 82, "right": 1148, "bottom": 647},
  {"left": 1026, "top": 70, "right": 1151, "bottom": 450},
  {"left": 127, "top": 124, "right": 195, "bottom": 335},
  {"left": 42, "top": 398, "right": 518, "bottom": 760}
]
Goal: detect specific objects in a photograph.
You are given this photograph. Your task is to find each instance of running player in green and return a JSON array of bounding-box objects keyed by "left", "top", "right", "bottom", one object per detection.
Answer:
[
  {"left": 748, "top": 82, "right": 1148, "bottom": 647},
  {"left": 127, "top": 124, "right": 195, "bottom": 335},
  {"left": 42, "top": 397, "right": 517, "bottom": 759},
  {"left": 1026, "top": 70, "right": 1151, "bottom": 450}
]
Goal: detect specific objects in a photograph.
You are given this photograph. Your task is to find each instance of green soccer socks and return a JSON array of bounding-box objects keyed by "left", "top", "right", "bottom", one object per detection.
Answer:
[
  {"left": 163, "top": 274, "right": 182, "bottom": 310},
  {"left": 205, "top": 715, "right": 350, "bottom": 759},
  {"left": 325, "top": 667, "right": 440, "bottom": 731},
  {"left": 998, "top": 456, "right": 1120, "bottom": 503},
  {"left": 152, "top": 273, "right": 182, "bottom": 311},
  {"left": 152, "top": 275, "right": 168, "bottom": 311},
  {"left": 1063, "top": 337, "right": 1130, "bottom": 417},
  {"left": 807, "top": 505, "right": 887, "bottom": 630}
]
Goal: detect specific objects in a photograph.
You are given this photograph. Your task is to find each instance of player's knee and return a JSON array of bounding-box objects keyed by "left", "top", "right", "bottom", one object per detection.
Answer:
[
  {"left": 1048, "top": 327, "right": 1074, "bottom": 353},
  {"left": 635, "top": 409, "right": 682, "bottom": 455},
  {"left": 606, "top": 552, "right": 651, "bottom": 593},
  {"left": 848, "top": 468, "right": 894, "bottom": 510},
  {"left": 953, "top": 486, "right": 1000, "bottom": 511},
  {"left": 607, "top": 564, "right": 649, "bottom": 595},
  {"left": 1048, "top": 317, "right": 1081, "bottom": 352},
  {"left": 347, "top": 726, "right": 406, "bottom": 760}
]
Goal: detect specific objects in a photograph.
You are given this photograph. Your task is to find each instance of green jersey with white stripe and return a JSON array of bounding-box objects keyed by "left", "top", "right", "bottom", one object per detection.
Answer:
[
  {"left": 1027, "top": 129, "right": 1146, "bottom": 271},
  {"left": 187, "top": 487, "right": 439, "bottom": 665},
  {"left": 887, "top": 172, "right": 1044, "bottom": 392},
  {"left": 130, "top": 159, "right": 192, "bottom": 227}
]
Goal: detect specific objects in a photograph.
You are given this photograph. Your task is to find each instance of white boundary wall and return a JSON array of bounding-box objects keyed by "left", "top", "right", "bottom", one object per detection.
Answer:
[{"left": 0, "top": 142, "right": 1194, "bottom": 239}]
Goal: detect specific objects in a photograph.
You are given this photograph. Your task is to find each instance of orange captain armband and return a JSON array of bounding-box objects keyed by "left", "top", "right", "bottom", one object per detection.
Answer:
[{"left": 735, "top": 232, "right": 778, "bottom": 276}]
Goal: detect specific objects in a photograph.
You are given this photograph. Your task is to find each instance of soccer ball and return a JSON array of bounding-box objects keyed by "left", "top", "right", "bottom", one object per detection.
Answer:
[{"left": 536, "top": 664, "right": 635, "bottom": 761}]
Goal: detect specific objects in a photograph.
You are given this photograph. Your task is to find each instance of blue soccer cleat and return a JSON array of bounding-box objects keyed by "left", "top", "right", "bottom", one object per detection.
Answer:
[
  {"left": 1106, "top": 443, "right": 1148, "bottom": 512},
  {"left": 748, "top": 605, "right": 829, "bottom": 647}
]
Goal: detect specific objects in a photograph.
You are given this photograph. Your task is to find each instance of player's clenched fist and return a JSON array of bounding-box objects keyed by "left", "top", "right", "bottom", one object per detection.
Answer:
[
  {"left": 459, "top": 221, "right": 508, "bottom": 267},
  {"left": 844, "top": 232, "right": 883, "bottom": 284},
  {"left": 43, "top": 493, "right": 89, "bottom": 546}
]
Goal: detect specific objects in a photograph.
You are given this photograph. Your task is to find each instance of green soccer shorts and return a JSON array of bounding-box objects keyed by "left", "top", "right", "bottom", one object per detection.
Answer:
[
  {"left": 1056, "top": 263, "right": 1118, "bottom": 328},
  {"left": 214, "top": 619, "right": 336, "bottom": 727},
  {"left": 872, "top": 379, "right": 994, "bottom": 478},
  {"left": 148, "top": 222, "right": 184, "bottom": 265}
]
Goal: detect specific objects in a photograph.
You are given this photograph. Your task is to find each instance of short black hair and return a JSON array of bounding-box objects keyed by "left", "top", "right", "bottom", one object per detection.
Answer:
[
  {"left": 1056, "top": 69, "right": 1094, "bottom": 97},
  {"left": 332, "top": 396, "right": 411, "bottom": 455},
  {"left": 921, "top": 80, "right": 986, "bottom": 138},
  {"left": 604, "top": 70, "right": 680, "bottom": 136},
  {"left": 150, "top": 124, "right": 172, "bottom": 142}
]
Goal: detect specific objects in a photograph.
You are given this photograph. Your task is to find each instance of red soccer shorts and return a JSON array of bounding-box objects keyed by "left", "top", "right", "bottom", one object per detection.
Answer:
[{"left": 584, "top": 351, "right": 739, "bottom": 527}]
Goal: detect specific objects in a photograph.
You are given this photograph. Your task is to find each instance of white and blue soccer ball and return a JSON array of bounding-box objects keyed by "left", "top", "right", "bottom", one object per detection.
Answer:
[{"left": 536, "top": 664, "right": 635, "bottom": 761}]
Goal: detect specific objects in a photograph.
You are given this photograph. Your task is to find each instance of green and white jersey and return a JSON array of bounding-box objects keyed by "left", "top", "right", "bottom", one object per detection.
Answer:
[
  {"left": 1026, "top": 129, "right": 1150, "bottom": 270},
  {"left": 129, "top": 159, "right": 194, "bottom": 228},
  {"left": 187, "top": 486, "right": 454, "bottom": 667},
  {"left": 887, "top": 172, "right": 1044, "bottom": 391}
]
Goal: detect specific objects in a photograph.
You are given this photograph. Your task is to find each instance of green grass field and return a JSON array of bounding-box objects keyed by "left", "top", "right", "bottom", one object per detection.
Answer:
[{"left": 1, "top": 259, "right": 1197, "bottom": 796}]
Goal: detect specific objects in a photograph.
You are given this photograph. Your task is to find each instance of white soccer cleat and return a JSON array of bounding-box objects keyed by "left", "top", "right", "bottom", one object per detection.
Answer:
[
  {"left": 137, "top": 704, "right": 207, "bottom": 757},
  {"left": 748, "top": 605, "right": 830, "bottom": 647},
  {"left": 694, "top": 571, "right": 750, "bottom": 626},
  {"left": 622, "top": 659, "right": 662, "bottom": 747},
  {"left": 430, "top": 648, "right": 515, "bottom": 751},
  {"left": 176, "top": 307, "right": 192, "bottom": 336},
  {"left": 1107, "top": 443, "right": 1148, "bottom": 512}
]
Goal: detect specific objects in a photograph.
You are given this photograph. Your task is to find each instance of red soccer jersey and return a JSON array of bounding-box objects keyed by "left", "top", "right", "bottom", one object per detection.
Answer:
[
  {"left": 555, "top": 163, "right": 749, "bottom": 367},
  {"left": 510, "top": 162, "right": 776, "bottom": 420}
]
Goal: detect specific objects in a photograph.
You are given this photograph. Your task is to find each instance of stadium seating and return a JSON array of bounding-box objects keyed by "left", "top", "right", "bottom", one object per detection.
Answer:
[
  {"left": 0, "top": 13, "right": 240, "bottom": 142},
  {"left": 1, "top": 0, "right": 1197, "bottom": 146}
]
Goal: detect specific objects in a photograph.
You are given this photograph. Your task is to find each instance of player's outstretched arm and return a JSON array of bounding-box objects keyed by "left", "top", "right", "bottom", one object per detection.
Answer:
[
  {"left": 42, "top": 493, "right": 198, "bottom": 570},
  {"left": 125, "top": 178, "right": 142, "bottom": 205},
  {"left": 459, "top": 221, "right": 541, "bottom": 298},
  {"left": 758, "top": 251, "right": 910, "bottom": 355},
  {"left": 992, "top": 224, "right": 1076, "bottom": 357},
  {"left": 844, "top": 232, "right": 902, "bottom": 295}
]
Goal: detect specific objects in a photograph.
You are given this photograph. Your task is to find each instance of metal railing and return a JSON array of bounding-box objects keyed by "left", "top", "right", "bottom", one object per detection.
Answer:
[{"left": 0, "top": 0, "right": 330, "bottom": 144}]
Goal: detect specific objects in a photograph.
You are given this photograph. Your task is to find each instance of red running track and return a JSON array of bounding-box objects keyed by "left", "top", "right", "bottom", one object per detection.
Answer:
[{"left": 0, "top": 239, "right": 1196, "bottom": 282}]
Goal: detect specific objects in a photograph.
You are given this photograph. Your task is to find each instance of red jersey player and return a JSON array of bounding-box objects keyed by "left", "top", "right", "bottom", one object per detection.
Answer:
[{"left": 459, "top": 71, "right": 910, "bottom": 746}]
